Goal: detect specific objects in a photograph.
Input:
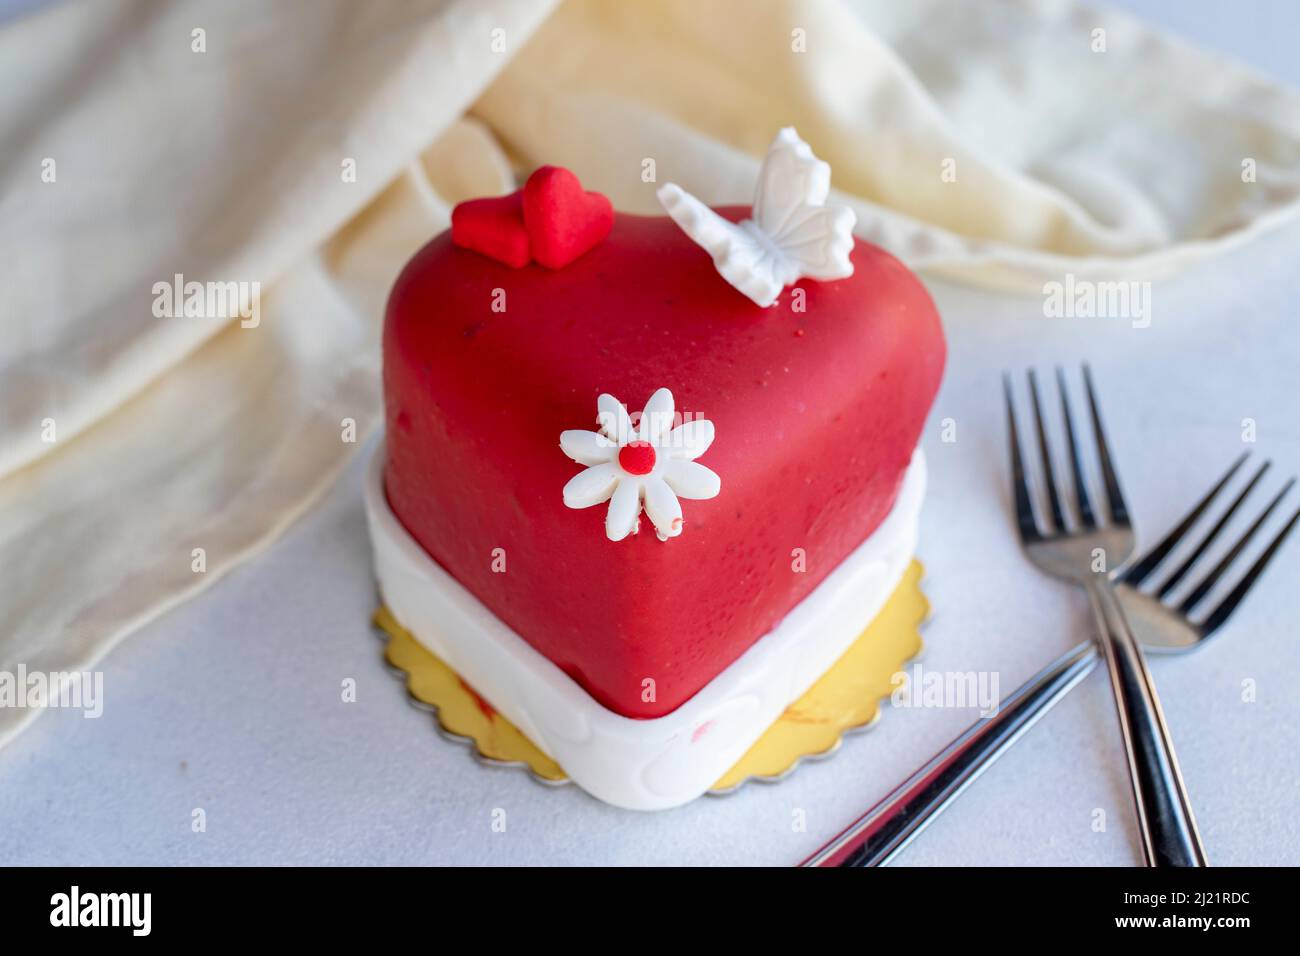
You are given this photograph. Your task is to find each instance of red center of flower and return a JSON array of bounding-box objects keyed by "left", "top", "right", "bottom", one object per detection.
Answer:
[{"left": 618, "top": 440, "right": 656, "bottom": 476}]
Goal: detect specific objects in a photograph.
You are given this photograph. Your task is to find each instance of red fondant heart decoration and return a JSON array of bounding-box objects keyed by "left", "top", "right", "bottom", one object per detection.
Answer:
[
  {"left": 450, "top": 190, "right": 531, "bottom": 269},
  {"left": 522, "top": 166, "right": 615, "bottom": 269},
  {"left": 383, "top": 206, "right": 946, "bottom": 719}
]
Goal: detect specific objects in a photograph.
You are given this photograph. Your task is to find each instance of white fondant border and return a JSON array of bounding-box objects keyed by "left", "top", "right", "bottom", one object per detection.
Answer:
[{"left": 365, "top": 441, "right": 925, "bottom": 810}]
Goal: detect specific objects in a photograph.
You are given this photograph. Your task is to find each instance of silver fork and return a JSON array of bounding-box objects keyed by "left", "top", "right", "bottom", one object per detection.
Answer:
[
  {"left": 1012, "top": 365, "right": 1205, "bottom": 866},
  {"left": 802, "top": 370, "right": 1298, "bottom": 867}
]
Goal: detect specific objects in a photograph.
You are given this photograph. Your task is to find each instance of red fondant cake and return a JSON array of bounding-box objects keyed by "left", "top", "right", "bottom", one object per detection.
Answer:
[{"left": 382, "top": 135, "right": 945, "bottom": 722}]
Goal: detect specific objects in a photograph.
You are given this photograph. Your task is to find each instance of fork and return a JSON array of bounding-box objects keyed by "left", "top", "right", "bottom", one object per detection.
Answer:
[
  {"left": 1012, "top": 364, "right": 1205, "bottom": 866},
  {"left": 801, "top": 371, "right": 1298, "bottom": 867}
]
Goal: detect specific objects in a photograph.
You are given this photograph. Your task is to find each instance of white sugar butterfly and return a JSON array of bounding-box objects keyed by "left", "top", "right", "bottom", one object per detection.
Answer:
[{"left": 656, "top": 128, "right": 856, "bottom": 308}]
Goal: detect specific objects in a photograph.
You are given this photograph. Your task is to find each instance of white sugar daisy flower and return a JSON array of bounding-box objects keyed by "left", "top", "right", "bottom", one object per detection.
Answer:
[{"left": 560, "top": 388, "right": 721, "bottom": 542}]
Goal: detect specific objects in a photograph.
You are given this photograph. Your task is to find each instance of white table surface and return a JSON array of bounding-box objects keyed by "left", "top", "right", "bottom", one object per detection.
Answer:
[{"left": 3, "top": 0, "right": 1299, "bottom": 866}]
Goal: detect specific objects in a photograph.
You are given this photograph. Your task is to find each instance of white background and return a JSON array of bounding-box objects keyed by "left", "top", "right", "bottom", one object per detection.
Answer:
[{"left": 2, "top": 0, "right": 1298, "bottom": 866}]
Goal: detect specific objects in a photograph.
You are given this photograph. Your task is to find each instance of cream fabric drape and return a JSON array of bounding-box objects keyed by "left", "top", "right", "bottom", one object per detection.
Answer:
[{"left": 3, "top": 0, "right": 1299, "bottom": 748}]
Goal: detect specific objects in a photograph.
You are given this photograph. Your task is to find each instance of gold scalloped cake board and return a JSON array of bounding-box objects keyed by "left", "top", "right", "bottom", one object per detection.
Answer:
[{"left": 375, "top": 559, "right": 927, "bottom": 796}]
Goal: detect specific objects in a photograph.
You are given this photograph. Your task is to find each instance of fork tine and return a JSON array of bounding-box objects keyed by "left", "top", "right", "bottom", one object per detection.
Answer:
[
  {"left": 1081, "top": 363, "right": 1129, "bottom": 524},
  {"left": 1155, "top": 460, "right": 1272, "bottom": 598},
  {"left": 1198, "top": 506, "right": 1300, "bottom": 636},
  {"left": 1179, "top": 478, "right": 1295, "bottom": 614},
  {"left": 1055, "top": 366, "right": 1095, "bottom": 529},
  {"left": 1028, "top": 369, "right": 1066, "bottom": 532},
  {"left": 1121, "top": 452, "right": 1251, "bottom": 585},
  {"left": 1004, "top": 373, "right": 1039, "bottom": 541}
]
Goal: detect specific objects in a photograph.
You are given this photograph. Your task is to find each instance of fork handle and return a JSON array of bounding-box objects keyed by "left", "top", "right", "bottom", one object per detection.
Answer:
[
  {"left": 800, "top": 639, "right": 1099, "bottom": 867},
  {"left": 1086, "top": 579, "right": 1208, "bottom": 867}
]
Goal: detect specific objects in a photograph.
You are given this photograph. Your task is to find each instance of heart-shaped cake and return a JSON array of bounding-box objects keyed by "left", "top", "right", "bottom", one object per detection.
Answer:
[{"left": 371, "top": 129, "right": 944, "bottom": 806}]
